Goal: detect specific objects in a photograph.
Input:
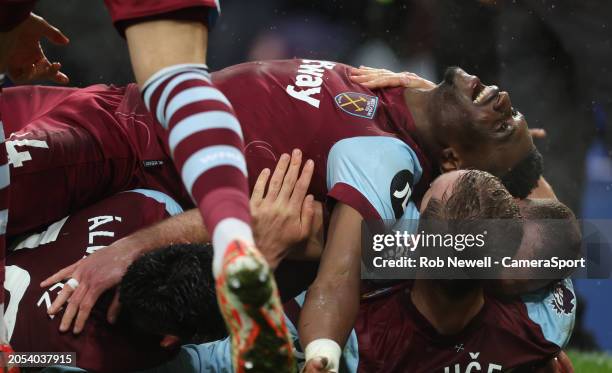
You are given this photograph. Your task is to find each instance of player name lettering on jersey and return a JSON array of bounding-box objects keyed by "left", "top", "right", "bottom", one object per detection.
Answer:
[
  {"left": 444, "top": 352, "right": 502, "bottom": 373},
  {"left": 33, "top": 213, "right": 125, "bottom": 317},
  {"left": 86, "top": 215, "right": 122, "bottom": 255},
  {"left": 286, "top": 59, "right": 336, "bottom": 108}
]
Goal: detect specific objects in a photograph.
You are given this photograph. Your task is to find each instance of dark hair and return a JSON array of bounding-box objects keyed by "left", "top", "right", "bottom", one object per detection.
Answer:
[
  {"left": 419, "top": 170, "right": 523, "bottom": 292},
  {"left": 119, "top": 243, "right": 227, "bottom": 343},
  {"left": 501, "top": 147, "right": 544, "bottom": 199}
]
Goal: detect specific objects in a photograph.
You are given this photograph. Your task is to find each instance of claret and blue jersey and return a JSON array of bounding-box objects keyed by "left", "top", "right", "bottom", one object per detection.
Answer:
[
  {"left": 212, "top": 59, "right": 432, "bottom": 224},
  {"left": 0, "top": 59, "right": 431, "bottom": 234}
]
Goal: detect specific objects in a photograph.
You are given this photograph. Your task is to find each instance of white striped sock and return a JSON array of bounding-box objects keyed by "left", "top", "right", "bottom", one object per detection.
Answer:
[{"left": 212, "top": 218, "right": 255, "bottom": 277}]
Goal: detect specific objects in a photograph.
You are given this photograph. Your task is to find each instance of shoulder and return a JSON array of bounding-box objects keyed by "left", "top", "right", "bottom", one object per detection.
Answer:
[
  {"left": 327, "top": 136, "right": 423, "bottom": 220},
  {"left": 482, "top": 279, "right": 575, "bottom": 350},
  {"left": 519, "top": 278, "right": 576, "bottom": 348},
  {"left": 328, "top": 136, "right": 421, "bottom": 173}
]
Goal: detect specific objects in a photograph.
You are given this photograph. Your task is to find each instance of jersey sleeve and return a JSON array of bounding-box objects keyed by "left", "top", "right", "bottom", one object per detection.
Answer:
[
  {"left": 327, "top": 136, "right": 422, "bottom": 222},
  {"left": 521, "top": 278, "right": 577, "bottom": 348},
  {"left": 0, "top": 0, "right": 35, "bottom": 31}
]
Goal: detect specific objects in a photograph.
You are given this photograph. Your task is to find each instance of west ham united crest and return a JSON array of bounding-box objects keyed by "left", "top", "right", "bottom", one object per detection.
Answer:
[
  {"left": 335, "top": 92, "right": 378, "bottom": 119},
  {"left": 551, "top": 281, "right": 576, "bottom": 316}
]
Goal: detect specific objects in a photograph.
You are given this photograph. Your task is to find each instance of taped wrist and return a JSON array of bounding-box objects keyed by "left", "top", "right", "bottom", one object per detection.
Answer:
[{"left": 304, "top": 338, "right": 342, "bottom": 373}]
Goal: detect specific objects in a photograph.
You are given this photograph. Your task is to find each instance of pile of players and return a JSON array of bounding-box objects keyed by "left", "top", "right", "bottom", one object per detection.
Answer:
[{"left": 0, "top": 2, "right": 581, "bottom": 372}]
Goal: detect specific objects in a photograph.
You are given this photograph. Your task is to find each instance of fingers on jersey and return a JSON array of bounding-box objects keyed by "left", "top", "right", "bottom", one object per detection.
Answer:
[
  {"left": 142, "top": 64, "right": 253, "bottom": 257},
  {"left": 40, "top": 260, "right": 81, "bottom": 289},
  {"left": 251, "top": 149, "right": 314, "bottom": 213},
  {"left": 47, "top": 276, "right": 103, "bottom": 334},
  {"left": 290, "top": 157, "right": 314, "bottom": 212},
  {"left": 250, "top": 168, "right": 271, "bottom": 205},
  {"left": 267, "top": 153, "right": 292, "bottom": 200},
  {"left": 278, "top": 150, "right": 303, "bottom": 201},
  {"left": 65, "top": 278, "right": 79, "bottom": 289},
  {"left": 58, "top": 283, "right": 88, "bottom": 333},
  {"left": 43, "top": 260, "right": 82, "bottom": 329},
  {"left": 349, "top": 66, "right": 434, "bottom": 90}
]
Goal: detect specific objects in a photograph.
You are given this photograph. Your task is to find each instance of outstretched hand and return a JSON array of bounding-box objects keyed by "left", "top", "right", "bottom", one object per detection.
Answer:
[
  {"left": 250, "top": 149, "right": 315, "bottom": 268},
  {"left": 40, "top": 238, "right": 138, "bottom": 334},
  {"left": 349, "top": 65, "right": 435, "bottom": 90},
  {"left": 1, "top": 13, "right": 69, "bottom": 84},
  {"left": 40, "top": 148, "right": 315, "bottom": 334}
]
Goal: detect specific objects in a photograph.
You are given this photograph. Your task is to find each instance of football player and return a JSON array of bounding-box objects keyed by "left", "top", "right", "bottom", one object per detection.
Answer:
[
  {"left": 0, "top": 60, "right": 543, "bottom": 370},
  {"left": 0, "top": 2, "right": 284, "bottom": 369},
  {"left": 116, "top": 171, "right": 575, "bottom": 373},
  {"left": 5, "top": 151, "right": 313, "bottom": 372}
]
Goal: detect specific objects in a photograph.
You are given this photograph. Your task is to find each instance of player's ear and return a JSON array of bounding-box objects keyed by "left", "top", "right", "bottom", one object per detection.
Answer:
[
  {"left": 160, "top": 335, "right": 181, "bottom": 349},
  {"left": 440, "top": 147, "right": 461, "bottom": 172}
]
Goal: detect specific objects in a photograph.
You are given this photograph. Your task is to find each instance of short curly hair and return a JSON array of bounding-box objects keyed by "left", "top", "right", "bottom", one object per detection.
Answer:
[
  {"left": 119, "top": 243, "right": 226, "bottom": 343},
  {"left": 501, "top": 147, "right": 544, "bottom": 199}
]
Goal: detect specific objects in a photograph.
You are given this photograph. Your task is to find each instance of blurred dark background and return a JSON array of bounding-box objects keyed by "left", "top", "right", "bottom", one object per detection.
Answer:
[{"left": 34, "top": 0, "right": 612, "bottom": 352}]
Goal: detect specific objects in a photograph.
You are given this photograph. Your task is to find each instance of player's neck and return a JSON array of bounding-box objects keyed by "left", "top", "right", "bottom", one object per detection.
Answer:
[
  {"left": 403, "top": 88, "right": 441, "bottom": 159},
  {"left": 410, "top": 279, "right": 484, "bottom": 335}
]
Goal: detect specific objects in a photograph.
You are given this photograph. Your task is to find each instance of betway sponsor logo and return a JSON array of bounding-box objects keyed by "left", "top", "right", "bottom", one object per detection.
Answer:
[{"left": 286, "top": 59, "right": 336, "bottom": 108}]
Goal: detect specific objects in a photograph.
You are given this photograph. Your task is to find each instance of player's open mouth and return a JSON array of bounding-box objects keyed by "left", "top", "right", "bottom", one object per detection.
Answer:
[{"left": 472, "top": 83, "right": 500, "bottom": 105}]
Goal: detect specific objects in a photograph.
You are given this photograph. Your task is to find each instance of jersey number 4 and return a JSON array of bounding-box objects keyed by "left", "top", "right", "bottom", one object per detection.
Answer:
[{"left": 6, "top": 137, "right": 49, "bottom": 168}]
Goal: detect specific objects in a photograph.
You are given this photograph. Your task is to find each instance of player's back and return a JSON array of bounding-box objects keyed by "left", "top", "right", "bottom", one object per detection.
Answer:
[
  {"left": 0, "top": 83, "right": 193, "bottom": 236},
  {"left": 354, "top": 283, "right": 569, "bottom": 372},
  {"left": 213, "top": 59, "right": 432, "bottom": 219},
  {"left": 4, "top": 190, "right": 184, "bottom": 372}
]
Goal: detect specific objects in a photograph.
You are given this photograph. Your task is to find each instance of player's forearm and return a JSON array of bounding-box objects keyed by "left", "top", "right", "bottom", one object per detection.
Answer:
[
  {"left": 298, "top": 263, "right": 360, "bottom": 373},
  {"left": 117, "top": 208, "right": 208, "bottom": 258},
  {"left": 299, "top": 270, "right": 361, "bottom": 346},
  {"left": 298, "top": 204, "right": 363, "bottom": 369},
  {"left": 115, "top": 204, "right": 315, "bottom": 269}
]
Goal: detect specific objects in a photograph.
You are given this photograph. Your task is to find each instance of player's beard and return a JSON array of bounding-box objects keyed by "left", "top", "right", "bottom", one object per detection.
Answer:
[{"left": 442, "top": 66, "right": 460, "bottom": 86}]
